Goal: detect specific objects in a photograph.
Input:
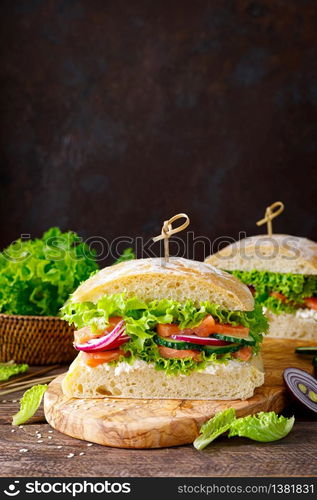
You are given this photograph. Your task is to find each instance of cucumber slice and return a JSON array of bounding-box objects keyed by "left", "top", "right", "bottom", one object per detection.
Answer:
[
  {"left": 295, "top": 347, "right": 317, "bottom": 355},
  {"left": 212, "top": 333, "right": 256, "bottom": 346},
  {"left": 153, "top": 335, "right": 241, "bottom": 354},
  {"left": 154, "top": 335, "right": 203, "bottom": 350},
  {"left": 202, "top": 343, "right": 241, "bottom": 354}
]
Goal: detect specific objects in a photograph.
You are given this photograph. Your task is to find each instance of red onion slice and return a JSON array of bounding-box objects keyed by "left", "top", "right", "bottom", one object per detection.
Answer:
[
  {"left": 283, "top": 367, "right": 317, "bottom": 414},
  {"left": 74, "top": 320, "right": 130, "bottom": 352},
  {"left": 170, "top": 334, "right": 230, "bottom": 346}
]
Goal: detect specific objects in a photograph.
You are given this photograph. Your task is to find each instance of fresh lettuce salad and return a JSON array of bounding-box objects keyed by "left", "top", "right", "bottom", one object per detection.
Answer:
[
  {"left": 229, "top": 270, "right": 317, "bottom": 314},
  {"left": 61, "top": 293, "right": 268, "bottom": 375},
  {"left": 0, "top": 227, "right": 98, "bottom": 316},
  {"left": 193, "top": 409, "right": 295, "bottom": 450}
]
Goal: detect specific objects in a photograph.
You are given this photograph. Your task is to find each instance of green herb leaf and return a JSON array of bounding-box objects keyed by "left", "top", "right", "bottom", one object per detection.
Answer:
[
  {"left": 193, "top": 409, "right": 236, "bottom": 450},
  {"left": 0, "top": 362, "right": 29, "bottom": 382},
  {"left": 12, "top": 384, "right": 48, "bottom": 426},
  {"left": 228, "top": 411, "right": 295, "bottom": 442},
  {"left": 113, "top": 248, "right": 135, "bottom": 265},
  {"left": 0, "top": 227, "right": 98, "bottom": 316}
]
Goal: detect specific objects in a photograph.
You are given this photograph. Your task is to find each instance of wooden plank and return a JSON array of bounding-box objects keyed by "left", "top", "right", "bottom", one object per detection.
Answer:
[
  {"left": 44, "top": 338, "right": 315, "bottom": 449},
  {"left": 0, "top": 418, "right": 316, "bottom": 477}
]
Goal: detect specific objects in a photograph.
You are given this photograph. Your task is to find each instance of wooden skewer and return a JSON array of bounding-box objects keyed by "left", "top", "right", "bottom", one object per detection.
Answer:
[
  {"left": 0, "top": 364, "right": 60, "bottom": 389},
  {"left": 152, "top": 213, "right": 190, "bottom": 263},
  {"left": 256, "top": 201, "right": 284, "bottom": 236},
  {"left": 0, "top": 375, "right": 56, "bottom": 397}
]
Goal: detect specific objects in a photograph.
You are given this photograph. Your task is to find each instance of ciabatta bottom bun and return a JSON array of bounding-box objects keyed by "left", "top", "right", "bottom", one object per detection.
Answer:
[
  {"left": 265, "top": 309, "right": 317, "bottom": 341},
  {"left": 62, "top": 353, "right": 264, "bottom": 401}
]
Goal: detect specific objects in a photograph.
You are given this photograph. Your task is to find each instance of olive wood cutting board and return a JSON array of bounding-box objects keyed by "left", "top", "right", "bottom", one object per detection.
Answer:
[{"left": 44, "top": 338, "right": 315, "bottom": 449}]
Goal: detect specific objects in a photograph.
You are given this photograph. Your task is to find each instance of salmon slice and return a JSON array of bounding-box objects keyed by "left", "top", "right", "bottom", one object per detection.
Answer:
[
  {"left": 158, "top": 345, "right": 201, "bottom": 361},
  {"left": 83, "top": 349, "right": 128, "bottom": 367},
  {"left": 232, "top": 346, "right": 252, "bottom": 362}
]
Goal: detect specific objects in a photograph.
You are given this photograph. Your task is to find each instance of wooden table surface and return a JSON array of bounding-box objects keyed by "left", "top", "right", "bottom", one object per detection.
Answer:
[{"left": 0, "top": 366, "right": 316, "bottom": 478}]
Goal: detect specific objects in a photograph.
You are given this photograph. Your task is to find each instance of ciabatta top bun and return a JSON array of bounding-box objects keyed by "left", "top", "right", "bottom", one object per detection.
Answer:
[
  {"left": 205, "top": 234, "right": 317, "bottom": 275},
  {"left": 61, "top": 257, "right": 267, "bottom": 400},
  {"left": 72, "top": 257, "right": 254, "bottom": 311}
]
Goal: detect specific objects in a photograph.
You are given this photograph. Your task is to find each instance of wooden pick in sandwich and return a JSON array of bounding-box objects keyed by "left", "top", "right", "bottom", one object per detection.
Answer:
[
  {"left": 152, "top": 213, "right": 190, "bottom": 263},
  {"left": 256, "top": 201, "right": 285, "bottom": 236}
]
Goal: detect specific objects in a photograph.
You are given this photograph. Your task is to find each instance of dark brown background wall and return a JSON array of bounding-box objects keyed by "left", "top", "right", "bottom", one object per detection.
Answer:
[{"left": 0, "top": 0, "right": 316, "bottom": 262}]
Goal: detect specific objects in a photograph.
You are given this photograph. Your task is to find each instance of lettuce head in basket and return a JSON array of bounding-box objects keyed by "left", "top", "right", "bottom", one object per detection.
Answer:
[{"left": 0, "top": 227, "right": 98, "bottom": 316}]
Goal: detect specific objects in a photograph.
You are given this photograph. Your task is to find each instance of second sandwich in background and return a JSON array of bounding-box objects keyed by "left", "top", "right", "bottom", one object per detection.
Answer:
[{"left": 205, "top": 234, "right": 317, "bottom": 341}]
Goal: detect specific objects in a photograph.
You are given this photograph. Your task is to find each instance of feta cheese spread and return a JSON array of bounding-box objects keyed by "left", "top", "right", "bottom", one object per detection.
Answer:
[{"left": 295, "top": 308, "right": 317, "bottom": 321}]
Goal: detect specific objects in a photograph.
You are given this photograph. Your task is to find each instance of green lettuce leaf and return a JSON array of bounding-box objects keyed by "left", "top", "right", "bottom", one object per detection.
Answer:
[
  {"left": 229, "top": 270, "right": 317, "bottom": 314},
  {"left": 193, "top": 410, "right": 295, "bottom": 450},
  {"left": 113, "top": 248, "right": 135, "bottom": 265},
  {"left": 0, "top": 362, "right": 29, "bottom": 382},
  {"left": 0, "top": 227, "right": 98, "bottom": 316},
  {"left": 61, "top": 293, "right": 267, "bottom": 375},
  {"left": 228, "top": 411, "right": 295, "bottom": 442},
  {"left": 193, "top": 409, "right": 236, "bottom": 450},
  {"left": 61, "top": 294, "right": 267, "bottom": 343},
  {"left": 12, "top": 384, "right": 48, "bottom": 426}
]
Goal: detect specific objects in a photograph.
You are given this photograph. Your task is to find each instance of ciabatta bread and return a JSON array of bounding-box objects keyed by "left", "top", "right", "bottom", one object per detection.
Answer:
[
  {"left": 71, "top": 257, "right": 254, "bottom": 311},
  {"left": 62, "top": 353, "right": 264, "bottom": 400},
  {"left": 205, "top": 234, "right": 317, "bottom": 275},
  {"left": 266, "top": 310, "right": 317, "bottom": 341}
]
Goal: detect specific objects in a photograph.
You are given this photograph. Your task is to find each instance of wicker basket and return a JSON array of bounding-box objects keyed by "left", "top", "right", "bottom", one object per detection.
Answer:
[{"left": 0, "top": 313, "right": 76, "bottom": 365}]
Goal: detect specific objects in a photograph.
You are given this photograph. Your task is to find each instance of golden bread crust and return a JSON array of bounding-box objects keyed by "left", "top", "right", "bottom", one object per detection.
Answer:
[
  {"left": 71, "top": 257, "right": 254, "bottom": 311},
  {"left": 205, "top": 234, "right": 317, "bottom": 274}
]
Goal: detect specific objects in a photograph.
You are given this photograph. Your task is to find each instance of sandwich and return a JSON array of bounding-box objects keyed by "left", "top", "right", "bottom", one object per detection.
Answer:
[
  {"left": 205, "top": 235, "right": 317, "bottom": 341},
  {"left": 61, "top": 257, "right": 267, "bottom": 400}
]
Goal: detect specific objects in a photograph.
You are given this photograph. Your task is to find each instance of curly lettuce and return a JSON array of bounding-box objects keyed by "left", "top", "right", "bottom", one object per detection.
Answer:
[
  {"left": 193, "top": 409, "right": 294, "bottom": 450},
  {"left": 61, "top": 293, "right": 268, "bottom": 375},
  {"left": 229, "top": 270, "right": 317, "bottom": 314},
  {"left": 228, "top": 411, "right": 295, "bottom": 442},
  {"left": 0, "top": 228, "right": 98, "bottom": 316}
]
